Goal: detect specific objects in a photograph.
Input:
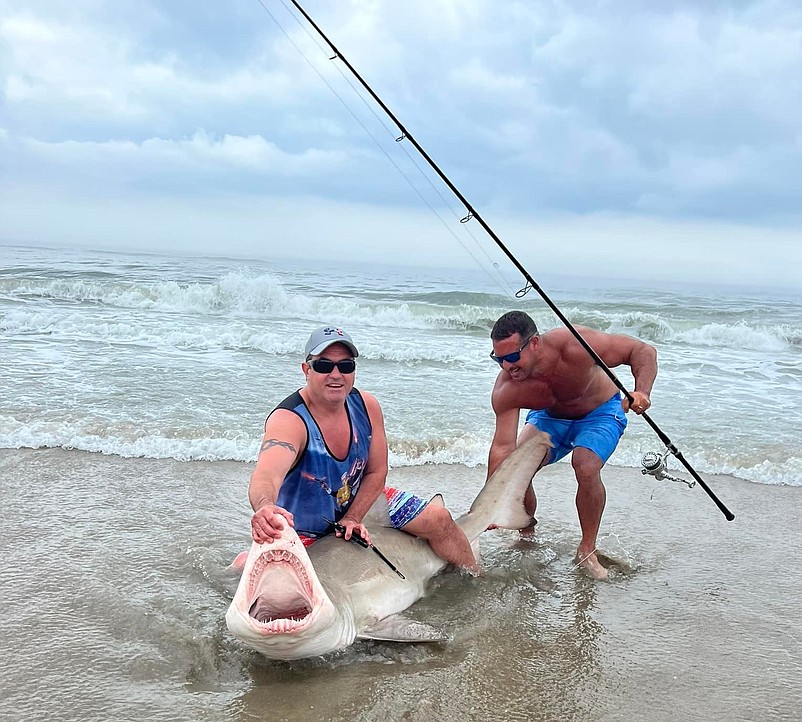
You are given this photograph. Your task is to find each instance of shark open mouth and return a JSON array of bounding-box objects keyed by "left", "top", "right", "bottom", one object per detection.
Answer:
[{"left": 247, "top": 548, "right": 315, "bottom": 633}]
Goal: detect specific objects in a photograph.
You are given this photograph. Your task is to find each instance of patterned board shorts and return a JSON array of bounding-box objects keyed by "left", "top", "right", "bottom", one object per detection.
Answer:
[{"left": 383, "top": 486, "right": 428, "bottom": 528}]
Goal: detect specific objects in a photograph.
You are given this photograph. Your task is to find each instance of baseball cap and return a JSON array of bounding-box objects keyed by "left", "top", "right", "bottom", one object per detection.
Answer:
[{"left": 304, "top": 326, "right": 359, "bottom": 358}]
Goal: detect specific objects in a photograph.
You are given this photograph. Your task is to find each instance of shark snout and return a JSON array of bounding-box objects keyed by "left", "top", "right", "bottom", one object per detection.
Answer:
[{"left": 226, "top": 530, "right": 349, "bottom": 659}]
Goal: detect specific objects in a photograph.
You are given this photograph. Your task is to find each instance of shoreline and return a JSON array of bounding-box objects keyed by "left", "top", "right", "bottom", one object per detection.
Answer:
[
  {"left": 3, "top": 444, "right": 796, "bottom": 542},
  {"left": 2, "top": 443, "right": 795, "bottom": 488},
  {"left": 2, "top": 444, "right": 800, "bottom": 721},
  {"left": 2, "top": 444, "right": 797, "bottom": 539}
]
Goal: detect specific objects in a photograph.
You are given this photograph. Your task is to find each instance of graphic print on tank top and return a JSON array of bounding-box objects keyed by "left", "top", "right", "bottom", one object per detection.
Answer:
[{"left": 273, "top": 389, "right": 372, "bottom": 538}]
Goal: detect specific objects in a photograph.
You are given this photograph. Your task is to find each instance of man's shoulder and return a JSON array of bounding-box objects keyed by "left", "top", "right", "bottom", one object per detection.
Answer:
[
  {"left": 352, "top": 387, "right": 383, "bottom": 416},
  {"left": 544, "top": 325, "right": 594, "bottom": 344},
  {"left": 350, "top": 386, "right": 375, "bottom": 406},
  {"left": 546, "top": 326, "right": 603, "bottom": 362},
  {"left": 275, "top": 389, "right": 304, "bottom": 411},
  {"left": 264, "top": 404, "right": 308, "bottom": 441},
  {"left": 492, "top": 373, "right": 532, "bottom": 411}
]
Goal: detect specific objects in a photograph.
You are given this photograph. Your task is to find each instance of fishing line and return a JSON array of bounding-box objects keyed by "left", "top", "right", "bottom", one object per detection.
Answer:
[
  {"left": 550, "top": 536, "right": 629, "bottom": 590},
  {"left": 262, "top": 0, "right": 734, "bottom": 521},
  {"left": 271, "top": 0, "right": 517, "bottom": 296},
  {"left": 558, "top": 548, "right": 599, "bottom": 583},
  {"left": 258, "top": 0, "right": 517, "bottom": 296},
  {"left": 538, "top": 547, "right": 601, "bottom": 597}
]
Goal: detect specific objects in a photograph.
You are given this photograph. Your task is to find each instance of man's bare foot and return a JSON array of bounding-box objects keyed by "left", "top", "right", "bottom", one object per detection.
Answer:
[{"left": 576, "top": 550, "right": 609, "bottom": 580}]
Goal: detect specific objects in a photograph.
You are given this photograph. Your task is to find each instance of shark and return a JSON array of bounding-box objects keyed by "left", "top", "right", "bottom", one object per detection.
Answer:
[{"left": 225, "top": 431, "right": 551, "bottom": 660}]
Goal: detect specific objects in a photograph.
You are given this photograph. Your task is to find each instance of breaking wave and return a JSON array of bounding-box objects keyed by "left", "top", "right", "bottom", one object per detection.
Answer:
[{"left": 2, "top": 273, "right": 798, "bottom": 354}]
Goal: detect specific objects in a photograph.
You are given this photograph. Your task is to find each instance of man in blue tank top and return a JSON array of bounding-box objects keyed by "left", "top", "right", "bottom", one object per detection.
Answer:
[{"left": 248, "top": 326, "right": 478, "bottom": 570}]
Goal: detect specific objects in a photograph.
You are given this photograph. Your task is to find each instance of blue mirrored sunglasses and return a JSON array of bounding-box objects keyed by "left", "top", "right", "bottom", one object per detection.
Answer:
[
  {"left": 309, "top": 358, "right": 356, "bottom": 374},
  {"left": 489, "top": 335, "right": 533, "bottom": 366}
]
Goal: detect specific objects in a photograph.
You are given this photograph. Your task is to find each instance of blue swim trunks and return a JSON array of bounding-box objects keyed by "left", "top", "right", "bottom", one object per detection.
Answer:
[{"left": 525, "top": 394, "right": 627, "bottom": 465}]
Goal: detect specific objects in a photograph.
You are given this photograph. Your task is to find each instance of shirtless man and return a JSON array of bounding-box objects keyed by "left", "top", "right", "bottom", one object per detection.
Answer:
[
  {"left": 249, "top": 325, "right": 478, "bottom": 570},
  {"left": 487, "top": 311, "right": 657, "bottom": 579}
]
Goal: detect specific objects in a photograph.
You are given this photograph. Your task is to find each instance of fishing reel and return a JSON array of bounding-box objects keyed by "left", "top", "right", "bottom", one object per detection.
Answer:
[{"left": 641, "top": 449, "right": 696, "bottom": 488}]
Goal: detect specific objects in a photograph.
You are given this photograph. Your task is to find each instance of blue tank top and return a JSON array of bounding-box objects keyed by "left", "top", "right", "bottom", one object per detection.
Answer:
[{"left": 273, "top": 388, "right": 372, "bottom": 539}]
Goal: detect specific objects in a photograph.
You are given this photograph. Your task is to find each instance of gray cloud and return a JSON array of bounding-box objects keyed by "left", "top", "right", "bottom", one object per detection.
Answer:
[{"left": 1, "top": 0, "right": 800, "bottom": 285}]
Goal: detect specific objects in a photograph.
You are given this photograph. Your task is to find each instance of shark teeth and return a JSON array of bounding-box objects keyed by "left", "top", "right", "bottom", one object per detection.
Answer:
[{"left": 247, "top": 549, "right": 315, "bottom": 633}]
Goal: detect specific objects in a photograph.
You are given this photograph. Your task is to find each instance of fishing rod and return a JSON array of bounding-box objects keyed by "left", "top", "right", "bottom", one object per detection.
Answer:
[
  {"left": 284, "top": 0, "right": 734, "bottom": 522},
  {"left": 324, "top": 519, "right": 406, "bottom": 579}
]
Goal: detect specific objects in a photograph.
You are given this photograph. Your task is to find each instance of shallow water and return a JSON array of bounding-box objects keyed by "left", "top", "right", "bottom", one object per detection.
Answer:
[{"left": 2, "top": 448, "right": 799, "bottom": 721}]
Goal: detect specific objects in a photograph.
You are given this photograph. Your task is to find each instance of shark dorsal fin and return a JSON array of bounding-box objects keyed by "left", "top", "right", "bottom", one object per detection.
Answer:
[
  {"left": 428, "top": 493, "right": 445, "bottom": 508},
  {"left": 362, "top": 493, "right": 394, "bottom": 527}
]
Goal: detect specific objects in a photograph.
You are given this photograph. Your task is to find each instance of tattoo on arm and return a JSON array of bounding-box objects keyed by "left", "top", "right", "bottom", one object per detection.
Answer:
[{"left": 259, "top": 438, "right": 297, "bottom": 456}]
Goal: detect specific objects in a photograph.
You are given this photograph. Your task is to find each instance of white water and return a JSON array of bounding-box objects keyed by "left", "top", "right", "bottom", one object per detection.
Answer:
[{"left": 2, "top": 243, "right": 800, "bottom": 484}]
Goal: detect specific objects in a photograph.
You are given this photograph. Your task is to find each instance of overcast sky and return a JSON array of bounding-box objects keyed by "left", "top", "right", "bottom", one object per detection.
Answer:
[{"left": 2, "top": 0, "right": 801, "bottom": 287}]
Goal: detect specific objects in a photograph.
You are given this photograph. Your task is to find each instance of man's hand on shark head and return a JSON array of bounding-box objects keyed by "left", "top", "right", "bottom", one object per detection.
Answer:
[
  {"left": 336, "top": 515, "right": 371, "bottom": 546},
  {"left": 251, "top": 504, "right": 295, "bottom": 544}
]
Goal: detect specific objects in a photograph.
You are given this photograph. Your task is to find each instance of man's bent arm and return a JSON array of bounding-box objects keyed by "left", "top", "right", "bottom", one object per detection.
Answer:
[
  {"left": 248, "top": 410, "right": 306, "bottom": 542},
  {"left": 579, "top": 329, "right": 658, "bottom": 399},
  {"left": 629, "top": 342, "right": 658, "bottom": 397},
  {"left": 249, "top": 438, "right": 293, "bottom": 511},
  {"left": 486, "top": 397, "right": 521, "bottom": 480}
]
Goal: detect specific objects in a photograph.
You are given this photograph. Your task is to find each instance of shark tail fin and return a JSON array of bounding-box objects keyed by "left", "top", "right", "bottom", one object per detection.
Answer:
[{"left": 460, "top": 432, "right": 552, "bottom": 539}]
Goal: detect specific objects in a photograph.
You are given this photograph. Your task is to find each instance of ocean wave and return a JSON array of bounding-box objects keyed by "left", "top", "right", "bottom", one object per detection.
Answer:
[
  {"left": 4, "top": 273, "right": 799, "bottom": 354},
  {"left": 556, "top": 308, "right": 676, "bottom": 342},
  {"left": 403, "top": 290, "right": 510, "bottom": 307},
  {"left": 387, "top": 436, "right": 489, "bottom": 467},
  {"left": 5, "top": 303, "right": 795, "bottom": 360},
  {"left": 0, "top": 308, "right": 493, "bottom": 363},
  {"left": 0, "top": 308, "right": 302, "bottom": 355},
  {"left": 610, "top": 444, "right": 802, "bottom": 487},
  {"left": 672, "top": 321, "right": 796, "bottom": 351},
  {"left": 0, "top": 273, "right": 295, "bottom": 316},
  {"left": 0, "top": 423, "right": 260, "bottom": 463},
  {"left": 0, "top": 273, "right": 503, "bottom": 333},
  {"left": 556, "top": 309, "right": 797, "bottom": 351},
  {"left": 1, "top": 423, "right": 798, "bottom": 486}
]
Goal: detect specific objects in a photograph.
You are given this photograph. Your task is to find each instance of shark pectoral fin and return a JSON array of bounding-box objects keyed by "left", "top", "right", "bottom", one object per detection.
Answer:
[
  {"left": 364, "top": 494, "right": 394, "bottom": 528},
  {"left": 229, "top": 551, "right": 249, "bottom": 572},
  {"left": 358, "top": 614, "right": 449, "bottom": 643}
]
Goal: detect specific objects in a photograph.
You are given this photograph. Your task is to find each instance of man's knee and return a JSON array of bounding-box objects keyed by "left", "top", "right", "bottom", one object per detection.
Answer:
[
  {"left": 401, "top": 504, "right": 454, "bottom": 540},
  {"left": 571, "top": 448, "right": 604, "bottom": 483}
]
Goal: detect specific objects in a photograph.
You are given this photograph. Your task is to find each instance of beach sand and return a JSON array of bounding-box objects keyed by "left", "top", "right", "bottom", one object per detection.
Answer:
[{"left": 1, "top": 447, "right": 799, "bottom": 721}]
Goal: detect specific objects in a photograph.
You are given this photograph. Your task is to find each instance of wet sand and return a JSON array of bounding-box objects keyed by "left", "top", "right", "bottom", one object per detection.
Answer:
[{"left": 1, "top": 448, "right": 800, "bottom": 721}]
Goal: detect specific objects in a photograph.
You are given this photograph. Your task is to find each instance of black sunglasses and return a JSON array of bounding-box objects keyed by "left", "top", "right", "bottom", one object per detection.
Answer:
[
  {"left": 490, "top": 335, "right": 533, "bottom": 366},
  {"left": 309, "top": 358, "right": 357, "bottom": 374}
]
